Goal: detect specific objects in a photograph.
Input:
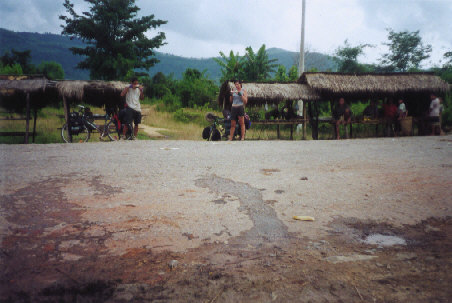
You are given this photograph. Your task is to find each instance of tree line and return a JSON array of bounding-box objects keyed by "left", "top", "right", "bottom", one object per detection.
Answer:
[
  {"left": 2, "top": 0, "right": 451, "bottom": 113},
  {"left": 333, "top": 29, "right": 452, "bottom": 82},
  {"left": 0, "top": 49, "right": 65, "bottom": 80}
]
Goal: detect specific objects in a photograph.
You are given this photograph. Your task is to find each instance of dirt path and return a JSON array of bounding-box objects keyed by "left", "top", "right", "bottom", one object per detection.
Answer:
[
  {"left": 140, "top": 124, "right": 168, "bottom": 138},
  {"left": 0, "top": 136, "right": 451, "bottom": 302}
]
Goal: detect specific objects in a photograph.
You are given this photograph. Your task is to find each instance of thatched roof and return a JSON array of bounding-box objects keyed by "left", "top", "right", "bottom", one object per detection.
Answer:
[
  {"left": 0, "top": 77, "right": 130, "bottom": 112},
  {"left": 0, "top": 76, "right": 58, "bottom": 112},
  {"left": 218, "top": 81, "right": 321, "bottom": 108},
  {"left": 0, "top": 79, "right": 49, "bottom": 95},
  {"left": 299, "top": 72, "right": 450, "bottom": 98},
  {"left": 55, "top": 80, "right": 128, "bottom": 108}
]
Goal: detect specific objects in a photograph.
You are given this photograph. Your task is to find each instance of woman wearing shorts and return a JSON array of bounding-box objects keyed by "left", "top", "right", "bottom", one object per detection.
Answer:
[{"left": 229, "top": 80, "right": 248, "bottom": 141}]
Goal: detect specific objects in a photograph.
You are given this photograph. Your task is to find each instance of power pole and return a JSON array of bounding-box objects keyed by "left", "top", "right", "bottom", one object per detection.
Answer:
[{"left": 298, "top": 0, "right": 306, "bottom": 77}]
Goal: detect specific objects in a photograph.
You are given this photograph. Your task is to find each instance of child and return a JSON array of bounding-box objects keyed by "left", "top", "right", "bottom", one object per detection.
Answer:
[{"left": 397, "top": 99, "right": 407, "bottom": 119}]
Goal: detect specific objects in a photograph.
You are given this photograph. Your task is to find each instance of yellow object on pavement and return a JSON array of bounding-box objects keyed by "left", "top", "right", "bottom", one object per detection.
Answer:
[{"left": 293, "top": 216, "right": 315, "bottom": 221}]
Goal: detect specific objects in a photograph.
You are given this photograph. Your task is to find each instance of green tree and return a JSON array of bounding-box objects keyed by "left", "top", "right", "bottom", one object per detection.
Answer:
[
  {"left": 176, "top": 68, "right": 218, "bottom": 107},
  {"left": 274, "top": 65, "right": 288, "bottom": 82},
  {"left": 443, "top": 51, "right": 452, "bottom": 69},
  {"left": 380, "top": 29, "right": 432, "bottom": 72},
  {"left": 243, "top": 44, "right": 278, "bottom": 81},
  {"left": 334, "top": 40, "right": 372, "bottom": 73},
  {"left": 288, "top": 65, "right": 299, "bottom": 81},
  {"left": 0, "top": 63, "right": 23, "bottom": 75},
  {"left": 213, "top": 50, "right": 245, "bottom": 82},
  {"left": 37, "top": 61, "right": 65, "bottom": 80},
  {"left": 60, "top": 0, "right": 167, "bottom": 80},
  {"left": 1, "top": 49, "right": 36, "bottom": 73}
]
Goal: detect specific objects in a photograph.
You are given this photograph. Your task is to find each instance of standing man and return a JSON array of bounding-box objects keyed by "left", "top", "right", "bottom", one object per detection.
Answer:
[
  {"left": 429, "top": 93, "right": 441, "bottom": 135},
  {"left": 120, "top": 77, "right": 144, "bottom": 138},
  {"left": 332, "top": 97, "right": 352, "bottom": 139}
]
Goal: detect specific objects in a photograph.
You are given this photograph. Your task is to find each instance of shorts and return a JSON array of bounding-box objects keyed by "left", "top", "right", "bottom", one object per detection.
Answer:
[
  {"left": 230, "top": 106, "right": 245, "bottom": 121},
  {"left": 119, "top": 107, "right": 142, "bottom": 125},
  {"left": 428, "top": 116, "right": 440, "bottom": 123}
]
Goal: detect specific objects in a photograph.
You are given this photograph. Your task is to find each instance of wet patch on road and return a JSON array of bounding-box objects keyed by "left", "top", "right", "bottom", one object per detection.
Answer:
[
  {"left": 89, "top": 175, "right": 123, "bottom": 197},
  {"left": 196, "top": 174, "right": 288, "bottom": 242},
  {"left": 0, "top": 175, "right": 119, "bottom": 297}
]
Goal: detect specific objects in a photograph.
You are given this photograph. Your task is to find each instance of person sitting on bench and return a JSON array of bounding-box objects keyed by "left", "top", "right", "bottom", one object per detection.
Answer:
[{"left": 363, "top": 100, "right": 379, "bottom": 120}]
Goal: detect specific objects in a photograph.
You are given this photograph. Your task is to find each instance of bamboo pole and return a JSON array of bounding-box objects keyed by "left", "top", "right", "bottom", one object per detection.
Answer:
[
  {"left": 32, "top": 108, "right": 37, "bottom": 143},
  {"left": 24, "top": 93, "right": 30, "bottom": 144},
  {"left": 302, "top": 101, "right": 307, "bottom": 140},
  {"left": 63, "top": 96, "right": 72, "bottom": 142}
]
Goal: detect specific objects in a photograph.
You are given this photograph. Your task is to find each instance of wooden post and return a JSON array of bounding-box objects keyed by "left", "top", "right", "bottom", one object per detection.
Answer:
[
  {"left": 290, "top": 125, "right": 294, "bottom": 140},
  {"left": 302, "top": 101, "right": 307, "bottom": 140},
  {"left": 32, "top": 108, "right": 38, "bottom": 143},
  {"left": 277, "top": 124, "right": 280, "bottom": 139},
  {"left": 24, "top": 93, "right": 30, "bottom": 144},
  {"left": 63, "top": 96, "right": 72, "bottom": 142}
]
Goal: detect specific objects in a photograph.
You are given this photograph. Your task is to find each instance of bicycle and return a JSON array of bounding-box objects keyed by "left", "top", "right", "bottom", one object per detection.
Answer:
[
  {"left": 202, "top": 113, "right": 224, "bottom": 141},
  {"left": 61, "top": 105, "right": 124, "bottom": 143},
  {"left": 202, "top": 112, "right": 242, "bottom": 141}
]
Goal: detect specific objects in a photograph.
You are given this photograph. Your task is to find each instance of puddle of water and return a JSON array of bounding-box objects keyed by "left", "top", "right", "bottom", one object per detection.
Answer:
[{"left": 362, "top": 234, "right": 406, "bottom": 246}]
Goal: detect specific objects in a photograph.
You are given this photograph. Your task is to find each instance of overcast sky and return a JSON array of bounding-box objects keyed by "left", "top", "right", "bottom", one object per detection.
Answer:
[{"left": 1, "top": 0, "right": 451, "bottom": 67}]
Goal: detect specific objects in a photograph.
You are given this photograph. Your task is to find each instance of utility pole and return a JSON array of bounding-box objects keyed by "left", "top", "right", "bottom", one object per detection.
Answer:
[
  {"left": 298, "top": 0, "right": 307, "bottom": 139},
  {"left": 298, "top": 0, "right": 306, "bottom": 77}
]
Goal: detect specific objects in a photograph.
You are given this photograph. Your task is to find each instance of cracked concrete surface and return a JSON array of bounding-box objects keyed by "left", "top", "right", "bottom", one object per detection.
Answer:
[{"left": 1, "top": 137, "right": 451, "bottom": 302}]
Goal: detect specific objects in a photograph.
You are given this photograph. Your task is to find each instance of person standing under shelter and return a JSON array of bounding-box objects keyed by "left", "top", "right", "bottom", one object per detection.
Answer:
[
  {"left": 429, "top": 93, "right": 441, "bottom": 135},
  {"left": 333, "top": 97, "right": 352, "bottom": 139},
  {"left": 120, "top": 77, "right": 144, "bottom": 138},
  {"left": 383, "top": 98, "right": 398, "bottom": 136}
]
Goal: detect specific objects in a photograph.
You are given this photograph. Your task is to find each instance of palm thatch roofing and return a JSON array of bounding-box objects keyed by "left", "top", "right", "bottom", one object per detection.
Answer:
[
  {"left": 0, "top": 75, "right": 58, "bottom": 112},
  {"left": 218, "top": 81, "right": 321, "bottom": 109},
  {"left": 0, "top": 79, "right": 49, "bottom": 95},
  {"left": 299, "top": 72, "right": 450, "bottom": 98},
  {"left": 55, "top": 80, "right": 128, "bottom": 108},
  {"left": 0, "top": 76, "right": 129, "bottom": 112}
]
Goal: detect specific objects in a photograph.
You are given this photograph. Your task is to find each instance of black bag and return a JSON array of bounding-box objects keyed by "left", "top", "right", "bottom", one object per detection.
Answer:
[{"left": 68, "top": 112, "right": 83, "bottom": 134}]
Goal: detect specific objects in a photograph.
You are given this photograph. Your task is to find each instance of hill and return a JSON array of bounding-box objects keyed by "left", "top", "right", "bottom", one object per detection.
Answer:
[{"left": 0, "top": 28, "right": 337, "bottom": 81}]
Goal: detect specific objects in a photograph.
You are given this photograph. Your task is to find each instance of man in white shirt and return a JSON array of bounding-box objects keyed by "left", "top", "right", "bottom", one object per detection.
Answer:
[
  {"left": 429, "top": 93, "right": 440, "bottom": 135},
  {"left": 120, "top": 78, "right": 144, "bottom": 138}
]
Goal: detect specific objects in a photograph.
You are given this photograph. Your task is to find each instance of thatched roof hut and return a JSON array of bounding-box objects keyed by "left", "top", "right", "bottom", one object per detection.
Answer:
[
  {"left": 218, "top": 81, "right": 321, "bottom": 109},
  {"left": 55, "top": 80, "right": 128, "bottom": 109},
  {"left": 299, "top": 72, "right": 450, "bottom": 99},
  {"left": 0, "top": 77, "right": 129, "bottom": 112},
  {"left": 0, "top": 76, "right": 59, "bottom": 112}
]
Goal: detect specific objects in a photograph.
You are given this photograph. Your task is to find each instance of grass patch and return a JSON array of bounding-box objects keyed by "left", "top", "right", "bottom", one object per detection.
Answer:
[
  {"left": 141, "top": 104, "right": 220, "bottom": 140},
  {"left": 0, "top": 102, "right": 223, "bottom": 143}
]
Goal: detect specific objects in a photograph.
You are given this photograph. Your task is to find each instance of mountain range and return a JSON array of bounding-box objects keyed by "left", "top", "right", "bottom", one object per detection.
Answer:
[{"left": 0, "top": 28, "right": 337, "bottom": 81}]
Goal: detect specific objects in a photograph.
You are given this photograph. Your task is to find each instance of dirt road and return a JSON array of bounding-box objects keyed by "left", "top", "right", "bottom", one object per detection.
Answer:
[{"left": 1, "top": 136, "right": 451, "bottom": 302}]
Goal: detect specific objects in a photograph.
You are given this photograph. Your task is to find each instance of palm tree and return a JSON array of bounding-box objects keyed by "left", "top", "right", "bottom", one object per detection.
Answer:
[
  {"left": 213, "top": 50, "right": 245, "bottom": 82},
  {"left": 243, "top": 44, "right": 278, "bottom": 81}
]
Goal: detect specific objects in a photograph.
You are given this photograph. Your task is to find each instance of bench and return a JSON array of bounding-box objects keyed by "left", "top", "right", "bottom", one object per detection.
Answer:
[
  {"left": 0, "top": 113, "right": 38, "bottom": 143},
  {"left": 252, "top": 119, "right": 308, "bottom": 140}
]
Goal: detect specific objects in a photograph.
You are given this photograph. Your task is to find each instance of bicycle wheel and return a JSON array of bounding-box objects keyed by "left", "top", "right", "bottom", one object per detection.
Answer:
[
  {"left": 202, "top": 126, "right": 212, "bottom": 140},
  {"left": 124, "top": 123, "right": 134, "bottom": 140},
  {"left": 210, "top": 128, "right": 221, "bottom": 141},
  {"left": 61, "top": 123, "right": 90, "bottom": 143},
  {"left": 119, "top": 123, "right": 134, "bottom": 140},
  {"left": 100, "top": 120, "right": 119, "bottom": 141}
]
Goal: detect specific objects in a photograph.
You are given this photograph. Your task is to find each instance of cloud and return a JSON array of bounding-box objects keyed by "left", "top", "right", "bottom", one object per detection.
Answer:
[{"left": 1, "top": 0, "right": 451, "bottom": 65}]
